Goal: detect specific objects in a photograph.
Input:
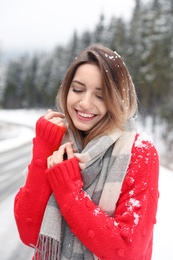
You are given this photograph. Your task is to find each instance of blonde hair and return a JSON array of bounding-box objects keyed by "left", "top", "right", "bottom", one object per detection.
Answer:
[{"left": 57, "top": 44, "right": 137, "bottom": 147}]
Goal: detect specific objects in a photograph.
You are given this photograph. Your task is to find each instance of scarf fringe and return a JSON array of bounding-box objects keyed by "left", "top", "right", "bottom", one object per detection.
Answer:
[{"left": 33, "top": 234, "right": 59, "bottom": 260}]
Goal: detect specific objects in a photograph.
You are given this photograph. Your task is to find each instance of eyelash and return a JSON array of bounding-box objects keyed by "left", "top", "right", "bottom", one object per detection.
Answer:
[
  {"left": 96, "top": 95, "right": 103, "bottom": 100},
  {"left": 72, "top": 87, "right": 103, "bottom": 100},
  {"left": 72, "top": 88, "right": 83, "bottom": 93}
]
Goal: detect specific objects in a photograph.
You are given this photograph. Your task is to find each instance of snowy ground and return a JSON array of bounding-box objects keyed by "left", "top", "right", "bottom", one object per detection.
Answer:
[{"left": 0, "top": 109, "right": 173, "bottom": 260}]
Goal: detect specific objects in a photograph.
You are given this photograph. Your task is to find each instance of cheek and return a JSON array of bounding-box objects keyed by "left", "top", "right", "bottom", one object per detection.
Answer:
[
  {"left": 67, "top": 93, "right": 73, "bottom": 109},
  {"left": 66, "top": 94, "right": 71, "bottom": 116},
  {"left": 100, "top": 104, "right": 107, "bottom": 117},
  {"left": 66, "top": 92, "right": 77, "bottom": 115}
]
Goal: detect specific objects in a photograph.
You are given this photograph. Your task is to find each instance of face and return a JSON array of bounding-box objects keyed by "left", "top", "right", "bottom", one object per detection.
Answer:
[{"left": 67, "top": 63, "right": 107, "bottom": 132}]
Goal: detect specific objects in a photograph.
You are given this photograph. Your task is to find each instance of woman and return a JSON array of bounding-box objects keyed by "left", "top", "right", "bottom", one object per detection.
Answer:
[{"left": 14, "top": 44, "right": 159, "bottom": 259}]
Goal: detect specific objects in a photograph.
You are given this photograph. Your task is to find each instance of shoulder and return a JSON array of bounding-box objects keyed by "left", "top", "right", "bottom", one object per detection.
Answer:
[
  {"left": 121, "top": 132, "right": 159, "bottom": 203},
  {"left": 127, "top": 132, "right": 159, "bottom": 185},
  {"left": 134, "top": 132, "right": 155, "bottom": 148},
  {"left": 132, "top": 132, "right": 159, "bottom": 160}
]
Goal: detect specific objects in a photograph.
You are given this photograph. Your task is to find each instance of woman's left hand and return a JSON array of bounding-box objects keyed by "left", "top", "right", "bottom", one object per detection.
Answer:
[
  {"left": 44, "top": 109, "right": 66, "bottom": 128},
  {"left": 47, "top": 142, "right": 76, "bottom": 168}
]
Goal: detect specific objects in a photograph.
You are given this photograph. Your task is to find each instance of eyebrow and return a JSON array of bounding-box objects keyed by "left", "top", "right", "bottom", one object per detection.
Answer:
[
  {"left": 72, "top": 80, "right": 102, "bottom": 91},
  {"left": 72, "top": 80, "right": 85, "bottom": 87}
]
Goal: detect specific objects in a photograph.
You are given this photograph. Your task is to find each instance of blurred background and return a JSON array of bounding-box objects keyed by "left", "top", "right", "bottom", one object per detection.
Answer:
[{"left": 0, "top": 0, "right": 173, "bottom": 259}]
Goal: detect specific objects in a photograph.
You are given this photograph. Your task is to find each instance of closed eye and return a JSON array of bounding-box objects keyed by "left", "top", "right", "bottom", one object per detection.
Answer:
[
  {"left": 72, "top": 88, "right": 83, "bottom": 93},
  {"left": 96, "top": 95, "right": 103, "bottom": 100}
]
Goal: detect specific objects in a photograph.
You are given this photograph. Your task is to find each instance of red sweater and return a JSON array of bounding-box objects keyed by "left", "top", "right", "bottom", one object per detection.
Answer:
[{"left": 14, "top": 116, "right": 159, "bottom": 260}]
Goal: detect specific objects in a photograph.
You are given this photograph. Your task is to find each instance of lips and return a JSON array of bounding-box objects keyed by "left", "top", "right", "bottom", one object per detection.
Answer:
[{"left": 76, "top": 110, "right": 96, "bottom": 120}]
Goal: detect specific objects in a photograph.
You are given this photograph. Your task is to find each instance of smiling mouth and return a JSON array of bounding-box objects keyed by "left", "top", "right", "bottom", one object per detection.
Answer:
[{"left": 76, "top": 110, "right": 96, "bottom": 119}]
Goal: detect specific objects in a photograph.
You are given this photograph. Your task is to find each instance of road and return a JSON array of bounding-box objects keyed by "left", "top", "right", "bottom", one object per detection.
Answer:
[{"left": 0, "top": 127, "right": 34, "bottom": 260}]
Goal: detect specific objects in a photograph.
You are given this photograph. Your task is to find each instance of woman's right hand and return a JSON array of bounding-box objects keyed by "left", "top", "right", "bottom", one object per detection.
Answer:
[
  {"left": 44, "top": 109, "right": 66, "bottom": 128},
  {"left": 47, "top": 142, "right": 76, "bottom": 168}
]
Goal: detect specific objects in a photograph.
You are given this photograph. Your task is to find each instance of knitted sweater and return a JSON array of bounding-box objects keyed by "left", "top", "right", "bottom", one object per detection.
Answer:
[{"left": 14, "top": 116, "right": 159, "bottom": 260}]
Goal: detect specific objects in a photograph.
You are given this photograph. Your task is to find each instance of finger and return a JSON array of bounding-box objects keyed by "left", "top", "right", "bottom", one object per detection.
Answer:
[
  {"left": 47, "top": 142, "right": 74, "bottom": 168},
  {"left": 47, "top": 146, "right": 65, "bottom": 168},
  {"left": 73, "top": 147, "right": 78, "bottom": 153},
  {"left": 49, "top": 117, "right": 65, "bottom": 126},
  {"left": 66, "top": 143, "right": 75, "bottom": 159},
  {"left": 47, "top": 156, "right": 52, "bottom": 168},
  {"left": 44, "top": 110, "right": 65, "bottom": 120},
  {"left": 47, "top": 154, "right": 58, "bottom": 168},
  {"left": 46, "top": 112, "right": 65, "bottom": 120}
]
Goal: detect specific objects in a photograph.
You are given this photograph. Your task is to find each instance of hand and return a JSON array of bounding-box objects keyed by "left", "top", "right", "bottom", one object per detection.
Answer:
[
  {"left": 44, "top": 109, "right": 66, "bottom": 128},
  {"left": 47, "top": 142, "right": 77, "bottom": 168}
]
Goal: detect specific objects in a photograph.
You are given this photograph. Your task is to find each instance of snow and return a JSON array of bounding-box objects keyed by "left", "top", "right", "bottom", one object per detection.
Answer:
[
  {"left": 127, "top": 198, "right": 141, "bottom": 211},
  {"left": 0, "top": 109, "right": 173, "bottom": 259},
  {"left": 0, "top": 109, "right": 45, "bottom": 152},
  {"left": 134, "top": 131, "right": 153, "bottom": 148},
  {"left": 133, "top": 212, "right": 139, "bottom": 225},
  {"left": 93, "top": 208, "right": 102, "bottom": 216}
]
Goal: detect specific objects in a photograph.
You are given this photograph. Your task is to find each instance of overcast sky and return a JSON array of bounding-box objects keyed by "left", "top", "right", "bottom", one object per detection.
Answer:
[
  {"left": 0, "top": 0, "right": 149, "bottom": 57},
  {"left": 0, "top": 0, "right": 150, "bottom": 55}
]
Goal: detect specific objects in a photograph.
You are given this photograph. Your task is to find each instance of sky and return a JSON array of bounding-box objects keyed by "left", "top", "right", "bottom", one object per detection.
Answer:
[{"left": 0, "top": 0, "right": 149, "bottom": 56}]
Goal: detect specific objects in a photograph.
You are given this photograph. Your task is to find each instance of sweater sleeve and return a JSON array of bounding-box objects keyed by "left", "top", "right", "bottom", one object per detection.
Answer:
[
  {"left": 45, "top": 135, "right": 159, "bottom": 260},
  {"left": 14, "top": 116, "right": 66, "bottom": 247}
]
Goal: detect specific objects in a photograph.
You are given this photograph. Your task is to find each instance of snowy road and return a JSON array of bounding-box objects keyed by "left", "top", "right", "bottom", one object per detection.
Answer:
[
  {"left": 0, "top": 192, "right": 34, "bottom": 260},
  {"left": 0, "top": 143, "right": 32, "bottom": 201},
  {"left": 0, "top": 110, "right": 46, "bottom": 260},
  {"left": 0, "top": 121, "right": 35, "bottom": 259},
  {"left": 0, "top": 109, "right": 173, "bottom": 260}
]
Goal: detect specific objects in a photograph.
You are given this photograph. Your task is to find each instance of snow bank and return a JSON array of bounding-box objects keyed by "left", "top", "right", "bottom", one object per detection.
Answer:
[{"left": 0, "top": 109, "right": 46, "bottom": 152}]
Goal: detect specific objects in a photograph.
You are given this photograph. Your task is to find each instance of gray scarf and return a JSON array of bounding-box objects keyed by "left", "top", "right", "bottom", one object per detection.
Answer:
[{"left": 33, "top": 120, "right": 136, "bottom": 260}]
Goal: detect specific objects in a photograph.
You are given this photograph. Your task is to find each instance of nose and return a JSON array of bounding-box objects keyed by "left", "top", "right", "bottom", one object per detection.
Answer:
[{"left": 79, "top": 94, "right": 94, "bottom": 110}]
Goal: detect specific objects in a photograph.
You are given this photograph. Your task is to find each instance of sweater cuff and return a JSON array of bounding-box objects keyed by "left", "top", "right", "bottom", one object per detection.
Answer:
[
  {"left": 45, "top": 157, "right": 83, "bottom": 193},
  {"left": 35, "top": 116, "right": 66, "bottom": 146}
]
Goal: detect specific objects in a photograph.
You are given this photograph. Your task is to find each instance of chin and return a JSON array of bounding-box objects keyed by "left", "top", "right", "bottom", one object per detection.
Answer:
[
  {"left": 74, "top": 123, "right": 93, "bottom": 132},
  {"left": 76, "top": 127, "right": 92, "bottom": 132}
]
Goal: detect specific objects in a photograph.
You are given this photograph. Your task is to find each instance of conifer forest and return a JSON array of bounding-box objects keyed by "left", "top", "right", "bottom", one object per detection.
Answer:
[{"left": 0, "top": 0, "right": 173, "bottom": 165}]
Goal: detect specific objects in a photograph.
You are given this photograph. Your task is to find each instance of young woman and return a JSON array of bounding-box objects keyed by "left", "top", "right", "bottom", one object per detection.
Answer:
[{"left": 14, "top": 44, "right": 159, "bottom": 260}]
